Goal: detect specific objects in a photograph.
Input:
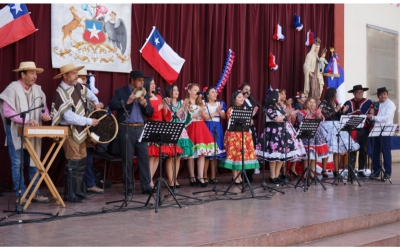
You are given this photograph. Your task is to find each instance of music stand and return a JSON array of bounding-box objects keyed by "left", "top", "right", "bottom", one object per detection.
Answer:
[
  {"left": 142, "top": 121, "right": 184, "bottom": 213},
  {"left": 368, "top": 124, "right": 397, "bottom": 184},
  {"left": 294, "top": 118, "right": 326, "bottom": 192},
  {"left": 222, "top": 106, "right": 256, "bottom": 198},
  {"left": 332, "top": 116, "right": 364, "bottom": 186}
]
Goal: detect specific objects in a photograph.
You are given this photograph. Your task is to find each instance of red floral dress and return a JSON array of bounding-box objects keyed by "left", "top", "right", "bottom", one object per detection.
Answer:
[{"left": 219, "top": 107, "right": 260, "bottom": 170}]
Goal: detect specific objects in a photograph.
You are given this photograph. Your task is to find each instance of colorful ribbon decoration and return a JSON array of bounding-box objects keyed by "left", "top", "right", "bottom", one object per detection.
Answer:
[{"left": 214, "top": 49, "right": 235, "bottom": 95}]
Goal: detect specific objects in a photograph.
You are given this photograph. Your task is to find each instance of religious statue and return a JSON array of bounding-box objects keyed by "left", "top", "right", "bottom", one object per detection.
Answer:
[{"left": 303, "top": 37, "right": 325, "bottom": 99}]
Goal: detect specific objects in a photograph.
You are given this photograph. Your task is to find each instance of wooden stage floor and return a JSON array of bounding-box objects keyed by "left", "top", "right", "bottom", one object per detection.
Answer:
[{"left": 1, "top": 163, "right": 400, "bottom": 246}]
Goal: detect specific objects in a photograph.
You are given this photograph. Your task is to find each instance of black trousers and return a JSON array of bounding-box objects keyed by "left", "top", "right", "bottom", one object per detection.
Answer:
[
  {"left": 118, "top": 124, "right": 151, "bottom": 191},
  {"left": 350, "top": 128, "right": 369, "bottom": 170}
]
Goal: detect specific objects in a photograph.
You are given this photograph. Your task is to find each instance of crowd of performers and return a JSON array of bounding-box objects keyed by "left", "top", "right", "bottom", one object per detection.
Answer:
[{"left": 0, "top": 62, "right": 396, "bottom": 203}]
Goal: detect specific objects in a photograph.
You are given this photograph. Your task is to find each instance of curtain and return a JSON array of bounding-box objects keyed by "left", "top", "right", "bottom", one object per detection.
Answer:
[{"left": 0, "top": 4, "right": 334, "bottom": 187}]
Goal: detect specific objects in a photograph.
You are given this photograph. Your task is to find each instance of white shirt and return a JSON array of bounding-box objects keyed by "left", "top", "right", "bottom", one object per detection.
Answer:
[
  {"left": 205, "top": 102, "right": 224, "bottom": 122},
  {"left": 59, "top": 81, "right": 99, "bottom": 126},
  {"left": 373, "top": 98, "right": 396, "bottom": 126}
]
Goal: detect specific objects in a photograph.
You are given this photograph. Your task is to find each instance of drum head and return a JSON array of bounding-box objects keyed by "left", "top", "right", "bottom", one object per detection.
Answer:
[
  {"left": 133, "top": 87, "right": 146, "bottom": 99},
  {"left": 87, "top": 109, "right": 118, "bottom": 144}
]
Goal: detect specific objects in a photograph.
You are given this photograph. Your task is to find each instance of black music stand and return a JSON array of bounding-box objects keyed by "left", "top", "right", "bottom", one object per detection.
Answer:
[
  {"left": 2, "top": 103, "right": 53, "bottom": 221},
  {"left": 368, "top": 124, "right": 397, "bottom": 184},
  {"left": 294, "top": 118, "right": 326, "bottom": 192},
  {"left": 332, "top": 116, "right": 364, "bottom": 186},
  {"left": 222, "top": 106, "right": 256, "bottom": 198},
  {"left": 142, "top": 121, "right": 184, "bottom": 213}
]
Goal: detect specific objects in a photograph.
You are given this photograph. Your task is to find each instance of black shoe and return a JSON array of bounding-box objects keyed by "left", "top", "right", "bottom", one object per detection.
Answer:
[
  {"left": 196, "top": 178, "right": 209, "bottom": 187},
  {"left": 188, "top": 177, "right": 197, "bottom": 187},
  {"left": 358, "top": 170, "right": 366, "bottom": 178},
  {"left": 94, "top": 151, "right": 115, "bottom": 160},
  {"left": 141, "top": 188, "right": 156, "bottom": 195},
  {"left": 273, "top": 178, "right": 283, "bottom": 184},
  {"left": 279, "top": 175, "right": 291, "bottom": 183},
  {"left": 75, "top": 193, "right": 93, "bottom": 199}
]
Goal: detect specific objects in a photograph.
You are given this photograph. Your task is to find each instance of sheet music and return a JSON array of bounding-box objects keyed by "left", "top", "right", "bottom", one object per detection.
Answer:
[
  {"left": 369, "top": 124, "right": 398, "bottom": 137},
  {"left": 340, "top": 115, "right": 366, "bottom": 129},
  {"left": 138, "top": 123, "right": 148, "bottom": 142}
]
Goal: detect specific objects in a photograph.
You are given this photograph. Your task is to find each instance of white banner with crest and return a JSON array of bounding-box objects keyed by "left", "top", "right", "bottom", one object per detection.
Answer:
[{"left": 51, "top": 4, "right": 132, "bottom": 73}]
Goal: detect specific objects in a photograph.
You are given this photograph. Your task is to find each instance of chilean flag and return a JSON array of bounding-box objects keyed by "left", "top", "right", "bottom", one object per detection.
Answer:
[
  {"left": 325, "top": 53, "right": 346, "bottom": 104},
  {"left": 140, "top": 26, "right": 185, "bottom": 84},
  {"left": 0, "top": 3, "right": 37, "bottom": 49}
]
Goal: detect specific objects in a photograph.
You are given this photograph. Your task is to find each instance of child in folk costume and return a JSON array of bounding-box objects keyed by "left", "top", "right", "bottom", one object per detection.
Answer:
[
  {"left": 219, "top": 91, "right": 259, "bottom": 184},
  {"left": 163, "top": 84, "right": 194, "bottom": 188},
  {"left": 184, "top": 83, "right": 218, "bottom": 187},
  {"left": 255, "top": 91, "right": 303, "bottom": 184},
  {"left": 144, "top": 77, "right": 183, "bottom": 188},
  {"left": 296, "top": 97, "right": 329, "bottom": 180},
  {"left": 203, "top": 86, "right": 226, "bottom": 184}
]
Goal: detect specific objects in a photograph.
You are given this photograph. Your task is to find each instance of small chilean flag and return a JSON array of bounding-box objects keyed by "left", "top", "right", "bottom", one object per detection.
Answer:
[
  {"left": 0, "top": 3, "right": 37, "bottom": 49},
  {"left": 140, "top": 26, "right": 185, "bottom": 84}
]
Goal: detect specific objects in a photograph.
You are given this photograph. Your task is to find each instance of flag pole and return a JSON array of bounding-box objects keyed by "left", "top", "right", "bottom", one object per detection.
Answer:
[{"left": 139, "top": 26, "right": 156, "bottom": 53}]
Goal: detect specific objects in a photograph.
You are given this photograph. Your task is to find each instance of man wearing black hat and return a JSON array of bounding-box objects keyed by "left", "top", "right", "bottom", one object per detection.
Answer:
[
  {"left": 109, "top": 70, "right": 154, "bottom": 195},
  {"left": 343, "top": 85, "right": 374, "bottom": 177},
  {"left": 366, "top": 87, "right": 396, "bottom": 180}
]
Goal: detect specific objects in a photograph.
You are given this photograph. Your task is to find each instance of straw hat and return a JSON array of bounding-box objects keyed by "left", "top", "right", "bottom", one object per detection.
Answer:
[
  {"left": 77, "top": 68, "right": 88, "bottom": 76},
  {"left": 12, "top": 61, "right": 44, "bottom": 74},
  {"left": 53, "top": 63, "right": 84, "bottom": 79}
]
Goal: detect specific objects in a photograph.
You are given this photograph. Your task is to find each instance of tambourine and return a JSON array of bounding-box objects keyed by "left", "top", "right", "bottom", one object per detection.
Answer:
[
  {"left": 132, "top": 87, "right": 147, "bottom": 100},
  {"left": 85, "top": 109, "right": 118, "bottom": 144}
]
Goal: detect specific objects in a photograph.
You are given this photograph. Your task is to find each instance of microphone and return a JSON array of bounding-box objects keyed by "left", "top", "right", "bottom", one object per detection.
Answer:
[
  {"left": 41, "top": 97, "right": 45, "bottom": 113},
  {"left": 120, "top": 99, "right": 125, "bottom": 106},
  {"left": 156, "top": 87, "right": 161, "bottom": 94},
  {"left": 317, "top": 99, "right": 327, "bottom": 108}
]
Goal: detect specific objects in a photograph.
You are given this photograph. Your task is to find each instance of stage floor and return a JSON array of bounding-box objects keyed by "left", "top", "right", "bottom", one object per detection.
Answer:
[{"left": 0, "top": 164, "right": 400, "bottom": 247}]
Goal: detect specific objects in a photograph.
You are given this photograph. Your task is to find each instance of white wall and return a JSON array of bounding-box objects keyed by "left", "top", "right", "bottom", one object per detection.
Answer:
[
  {"left": 345, "top": 3, "right": 400, "bottom": 106},
  {"left": 345, "top": 4, "right": 400, "bottom": 162}
]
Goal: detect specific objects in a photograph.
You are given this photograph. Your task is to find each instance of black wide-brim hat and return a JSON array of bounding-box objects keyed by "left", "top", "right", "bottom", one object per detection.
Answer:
[
  {"left": 348, "top": 84, "right": 369, "bottom": 93},
  {"left": 130, "top": 70, "right": 144, "bottom": 79},
  {"left": 373, "top": 87, "right": 390, "bottom": 95}
]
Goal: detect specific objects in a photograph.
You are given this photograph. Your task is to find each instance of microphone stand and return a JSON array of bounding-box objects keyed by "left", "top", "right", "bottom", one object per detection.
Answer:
[
  {"left": 248, "top": 95, "right": 284, "bottom": 194},
  {"left": 158, "top": 91, "right": 202, "bottom": 202},
  {"left": 2, "top": 103, "right": 53, "bottom": 220},
  {"left": 106, "top": 99, "right": 145, "bottom": 208}
]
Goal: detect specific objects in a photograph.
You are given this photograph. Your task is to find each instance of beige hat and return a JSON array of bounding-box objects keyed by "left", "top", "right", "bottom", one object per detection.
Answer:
[
  {"left": 53, "top": 63, "right": 84, "bottom": 79},
  {"left": 13, "top": 61, "right": 44, "bottom": 74},
  {"left": 77, "top": 68, "right": 88, "bottom": 76},
  {"left": 77, "top": 77, "right": 89, "bottom": 87}
]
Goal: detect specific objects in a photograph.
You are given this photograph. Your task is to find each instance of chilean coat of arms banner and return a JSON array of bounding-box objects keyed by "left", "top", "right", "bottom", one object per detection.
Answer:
[{"left": 51, "top": 4, "right": 132, "bottom": 73}]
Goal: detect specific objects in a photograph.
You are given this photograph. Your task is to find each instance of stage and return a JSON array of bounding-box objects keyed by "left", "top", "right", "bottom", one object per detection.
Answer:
[{"left": 1, "top": 163, "right": 400, "bottom": 247}]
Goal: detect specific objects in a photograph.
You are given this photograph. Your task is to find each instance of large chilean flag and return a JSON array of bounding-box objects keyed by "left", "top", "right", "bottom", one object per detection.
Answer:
[
  {"left": 0, "top": 3, "right": 37, "bottom": 49},
  {"left": 140, "top": 26, "right": 185, "bottom": 84}
]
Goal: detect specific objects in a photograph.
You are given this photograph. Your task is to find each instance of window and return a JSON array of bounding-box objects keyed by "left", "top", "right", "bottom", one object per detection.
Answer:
[{"left": 366, "top": 24, "right": 398, "bottom": 123}]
